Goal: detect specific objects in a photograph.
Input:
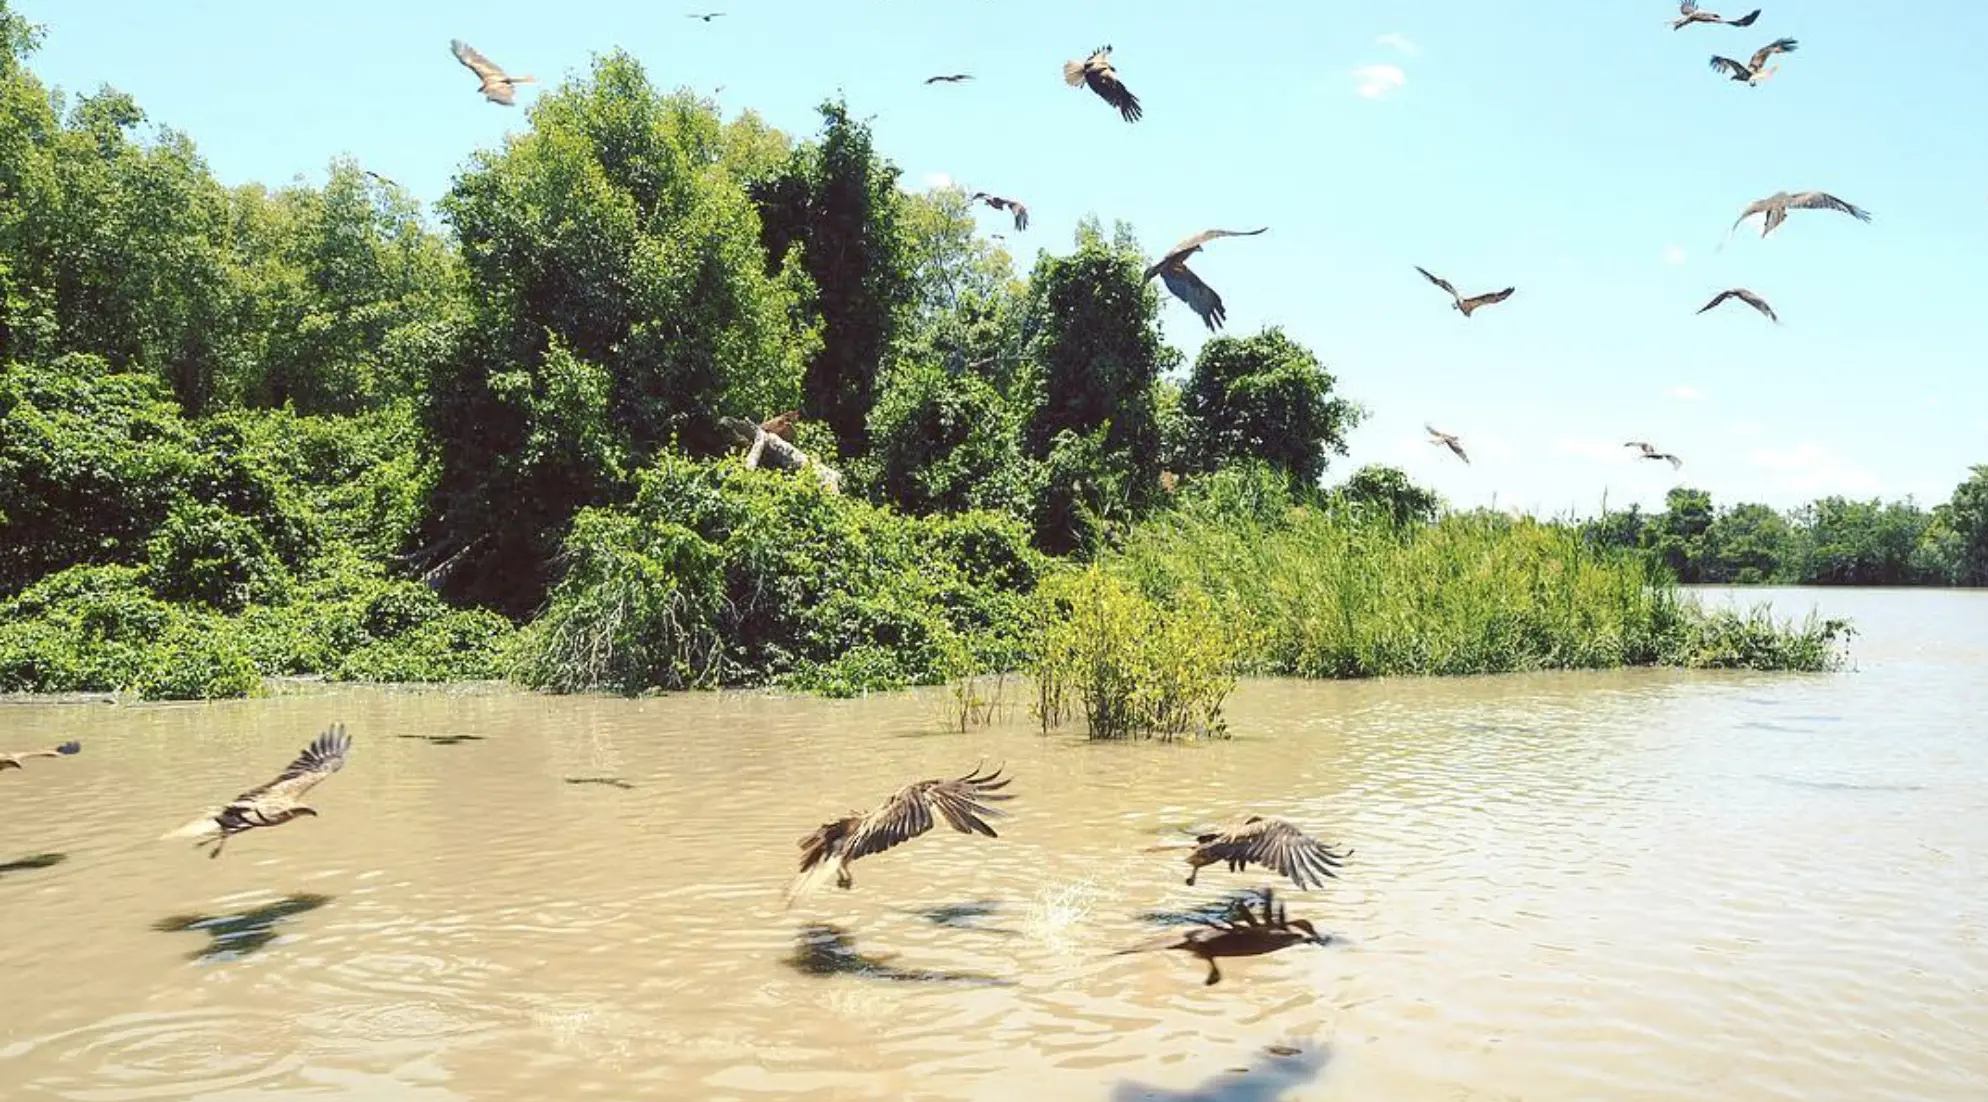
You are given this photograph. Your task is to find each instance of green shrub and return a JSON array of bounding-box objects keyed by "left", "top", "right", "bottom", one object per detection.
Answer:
[{"left": 1031, "top": 566, "right": 1240, "bottom": 740}]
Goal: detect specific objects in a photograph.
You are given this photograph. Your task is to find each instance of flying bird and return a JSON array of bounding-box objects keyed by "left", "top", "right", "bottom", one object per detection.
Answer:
[
  {"left": 450, "top": 40, "right": 535, "bottom": 106},
  {"left": 0, "top": 740, "right": 80, "bottom": 772},
  {"left": 1141, "top": 228, "right": 1269, "bottom": 332},
  {"left": 1183, "top": 816, "right": 1352, "bottom": 891},
  {"left": 361, "top": 169, "right": 400, "bottom": 188},
  {"left": 1697, "top": 288, "right": 1779, "bottom": 323},
  {"left": 1726, "top": 189, "right": 1872, "bottom": 242},
  {"left": 925, "top": 73, "right": 974, "bottom": 84},
  {"left": 1672, "top": 1, "right": 1761, "bottom": 30},
  {"left": 163, "top": 725, "right": 352, "bottom": 858},
  {"left": 1709, "top": 37, "right": 1797, "bottom": 85},
  {"left": 1625, "top": 441, "right": 1685, "bottom": 470},
  {"left": 788, "top": 764, "right": 1016, "bottom": 904},
  {"left": 1063, "top": 45, "right": 1142, "bottom": 122},
  {"left": 970, "top": 192, "right": 1030, "bottom": 231},
  {"left": 1415, "top": 266, "right": 1516, "bottom": 317},
  {"left": 1114, "top": 889, "right": 1329, "bottom": 986},
  {"left": 686, "top": 11, "right": 726, "bottom": 20},
  {"left": 1427, "top": 425, "right": 1470, "bottom": 465}
]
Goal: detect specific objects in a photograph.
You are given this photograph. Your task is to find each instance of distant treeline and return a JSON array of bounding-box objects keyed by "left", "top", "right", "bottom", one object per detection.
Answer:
[
  {"left": 1576, "top": 477, "right": 1988, "bottom": 587},
  {"left": 0, "top": 4, "right": 1850, "bottom": 702}
]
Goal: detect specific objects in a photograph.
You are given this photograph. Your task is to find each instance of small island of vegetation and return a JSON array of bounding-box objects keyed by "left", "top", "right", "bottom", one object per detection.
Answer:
[{"left": 0, "top": 6, "right": 1893, "bottom": 729}]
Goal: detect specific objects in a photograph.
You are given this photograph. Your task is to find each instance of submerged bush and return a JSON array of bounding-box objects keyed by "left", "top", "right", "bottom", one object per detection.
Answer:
[
  {"left": 1031, "top": 566, "right": 1241, "bottom": 740},
  {"left": 514, "top": 454, "right": 1044, "bottom": 696}
]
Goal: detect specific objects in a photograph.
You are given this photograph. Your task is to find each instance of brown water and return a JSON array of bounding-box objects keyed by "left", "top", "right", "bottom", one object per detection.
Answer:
[{"left": 1, "top": 586, "right": 1984, "bottom": 1101}]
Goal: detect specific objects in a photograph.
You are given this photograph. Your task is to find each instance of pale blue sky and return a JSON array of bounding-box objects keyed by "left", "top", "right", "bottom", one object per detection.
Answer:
[{"left": 16, "top": 0, "right": 1988, "bottom": 515}]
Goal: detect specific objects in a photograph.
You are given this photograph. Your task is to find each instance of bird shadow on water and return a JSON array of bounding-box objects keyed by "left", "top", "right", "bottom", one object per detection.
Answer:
[
  {"left": 787, "top": 923, "right": 1014, "bottom": 987},
  {"left": 151, "top": 893, "right": 334, "bottom": 963},
  {"left": 564, "top": 776, "right": 635, "bottom": 790},
  {"left": 1135, "top": 890, "right": 1269, "bottom": 928},
  {"left": 903, "top": 899, "right": 1020, "bottom": 937},
  {"left": 397, "top": 734, "right": 485, "bottom": 746},
  {"left": 1109, "top": 1043, "right": 1330, "bottom": 1102},
  {"left": 0, "top": 852, "right": 67, "bottom": 878}
]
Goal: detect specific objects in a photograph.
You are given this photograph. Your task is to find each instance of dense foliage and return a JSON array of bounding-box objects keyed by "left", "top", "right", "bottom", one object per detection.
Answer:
[{"left": 0, "top": 6, "right": 1877, "bottom": 712}]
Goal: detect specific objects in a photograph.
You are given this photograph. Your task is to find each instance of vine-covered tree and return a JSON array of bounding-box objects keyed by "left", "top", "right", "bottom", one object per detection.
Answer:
[
  {"left": 1337, "top": 464, "right": 1438, "bottom": 526},
  {"left": 1180, "top": 327, "right": 1363, "bottom": 491}
]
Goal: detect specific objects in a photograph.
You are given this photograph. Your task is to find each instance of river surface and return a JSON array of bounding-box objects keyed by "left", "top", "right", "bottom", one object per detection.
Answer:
[{"left": 1, "top": 586, "right": 1983, "bottom": 1101}]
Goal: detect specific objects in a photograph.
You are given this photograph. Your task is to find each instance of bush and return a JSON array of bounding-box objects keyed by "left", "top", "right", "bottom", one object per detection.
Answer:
[{"left": 1031, "top": 566, "right": 1241, "bottom": 740}]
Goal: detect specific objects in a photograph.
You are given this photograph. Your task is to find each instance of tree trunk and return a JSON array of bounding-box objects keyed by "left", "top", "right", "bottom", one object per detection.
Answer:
[{"left": 720, "top": 417, "right": 843, "bottom": 495}]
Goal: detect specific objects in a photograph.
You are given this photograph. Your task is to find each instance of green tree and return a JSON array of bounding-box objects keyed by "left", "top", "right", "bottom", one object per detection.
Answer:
[
  {"left": 425, "top": 53, "right": 816, "bottom": 614},
  {"left": 1179, "top": 327, "right": 1362, "bottom": 491},
  {"left": 1789, "top": 496, "right": 1931, "bottom": 585},
  {"left": 1640, "top": 487, "right": 1714, "bottom": 582},
  {"left": 750, "top": 100, "right": 914, "bottom": 458},
  {"left": 1337, "top": 464, "right": 1438, "bottom": 526},
  {"left": 1703, "top": 502, "right": 1792, "bottom": 584},
  {"left": 1942, "top": 465, "right": 1988, "bottom": 586},
  {"left": 860, "top": 359, "right": 1031, "bottom": 517}
]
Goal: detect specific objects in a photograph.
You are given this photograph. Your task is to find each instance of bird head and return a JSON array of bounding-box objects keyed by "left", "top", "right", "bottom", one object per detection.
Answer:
[
  {"left": 291, "top": 806, "right": 320, "bottom": 820},
  {"left": 1287, "top": 918, "right": 1328, "bottom": 945}
]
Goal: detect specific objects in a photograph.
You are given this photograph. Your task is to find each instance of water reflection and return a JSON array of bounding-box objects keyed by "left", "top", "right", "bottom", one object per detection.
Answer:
[
  {"left": 563, "top": 776, "right": 635, "bottom": 789},
  {"left": 1136, "top": 889, "right": 1268, "bottom": 928},
  {"left": 396, "top": 734, "right": 485, "bottom": 746},
  {"left": 1108, "top": 1042, "right": 1329, "bottom": 1101},
  {"left": 906, "top": 899, "right": 1019, "bottom": 935},
  {"left": 152, "top": 893, "right": 334, "bottom": 962},
  {"left": 786, "top": 923, "right": 1014, "bottom": 987},
  {"left": 0, "top": 851, "right": 67, "bottom": 877}
]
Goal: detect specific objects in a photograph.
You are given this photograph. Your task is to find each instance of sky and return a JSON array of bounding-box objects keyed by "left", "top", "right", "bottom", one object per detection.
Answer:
[{"left": 14, "top": 0, "right": 1988, "bottom": 517}]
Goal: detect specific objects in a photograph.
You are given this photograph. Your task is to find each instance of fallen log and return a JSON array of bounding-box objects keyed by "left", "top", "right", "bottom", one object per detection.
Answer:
[{"left": 719, "top": 416, "right": 843, "bottom": 495}]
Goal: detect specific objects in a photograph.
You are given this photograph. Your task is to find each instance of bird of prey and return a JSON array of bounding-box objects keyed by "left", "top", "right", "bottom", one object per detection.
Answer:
[
  {"left": 1183, "top": 816, "right": 1352, "bottom": 891},
  {"left": 788, "top": 764, "right": 1016, "bottom": 904},
  {"left": 450, "top": 40, "right": 535, "bottom": 106},
  {"left": 760, "top": 409, "right": 801, "bottom": 443},
  {"left": 1415, "top": 266, "right": 1516, "bottom": 317},
  {"left": 969, "top": 191, "right": 1030, "bottom": 231},
  {"left": 686, "top": 11, "right": 726, "bottom": 21},
  {"left": 1141, "top": 227, "right": 1269, "bottom": 332},
  {"left": 362, "top": 169, "right": 399, "bottom": 188},
  {"left": 1697, "top": 288, "right": 1779, "bottom": 323},
  {"left": 1625, "top": 441, "right": 1685, "bottom": 469},
  {"left": 925, "top": 73, "right": 974, "bottom": 84},
  {"left": 1709, "top": 37, "right": 1797, "bottom": 85},
  {"left": 1114, "top": 889, "right": 1329, "bottom": 986},
  {"left": 163, "top": 725, "right": 352, "bottom": 858},
  {"left": 1726, "top": 189, "right": 1872, "bottom": 242},
  {"left": 0, "top": 740, "right": 80, "bottom": 772},
  {"left": 1427, "top": 425, "right": 1470, "bottom": 465},
  {"left": 1063, "top": 45, "right": 1143, "bottom": 122},
  {"left": 1672, "top": 1, "right": 1761, "bottom": 30}
]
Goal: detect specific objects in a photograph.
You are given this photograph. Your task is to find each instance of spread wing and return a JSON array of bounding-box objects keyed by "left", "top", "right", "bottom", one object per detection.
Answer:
[
  {"left": 1461, "top": 287, "right": 1516, "bottom": 310},
  {"left": 1165, "top": 226, "right": 1270, "bottom": 264},
  {"left": 1679, "top": 0, "right": 1699, "bottom": 13},
  {"left": 1788, "top": 190, "right": 1871, "bottom": 222},
  {"left": 1708, "top": 55, "right": 1751, "bottom": 78},
  {"left": 1699, "top": 288, "right": 1779, "bottom": 322},
  {"left": 1158, "top": 263, "right": 1227, "bottom": 331},
  {"left": 235, "top": 724, "right": 351, "bottom": 804},
  {"left": 1006, "top": 200, "right": 1030, "bottom": 231},
  {"left": 1084, "top": 66, "right": 1143, "bottom": 122},
  {"left": 1729, "top": 9, "right": 1761, "bottom": 27},
  {"left": 451, "top": 39, "right": 508, "bottom": 83},
  {"left": 841, "top": 764, "right": 1016, "bottom": 864},
  {"left": 1729, "top": 197, "right": 1773, "bottom": 232},
  {"left": 5, "top": 741, "right": 81, "bottom": 762},
  {"left": 1750, "top": 37, "right": 1797, "bottom": 69},
  {"left": 1200, "top": 819, "right": 1351, "bottom": 891},
  {"left": 1663, "top": 453, "right": 1685, "bottom": 470},
  {"left": 1415, "top": 266, "right": 1459, "bottom": 299}
]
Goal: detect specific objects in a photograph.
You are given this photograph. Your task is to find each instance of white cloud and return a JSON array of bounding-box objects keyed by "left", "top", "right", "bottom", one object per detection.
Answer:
[
  {"left": 1661, "top": 244, "right": 1687, "bottom": 266},
  {"left": 1375, "top": 32, "right": 1419, "bottom": 55},
  {"left": 1351, "top": 64, "right": 1406, "bottom": 100},
  {"left": 919, "top": 171, "right": 954, "bottom": 191},
  {"left": 1668, "top": 385, "right": 1703, "bottom": 401},
  {"left": 1748, "top": 442, "right": 1882, "bottom": 497}
]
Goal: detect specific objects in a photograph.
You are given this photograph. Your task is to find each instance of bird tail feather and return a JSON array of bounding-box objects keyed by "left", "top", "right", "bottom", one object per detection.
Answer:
[
  {"left": 160, "top": 815, "right": 221, "bottom": 841},
  {"left": 782, "top": 860, "right": 842, "bottom": 908}
]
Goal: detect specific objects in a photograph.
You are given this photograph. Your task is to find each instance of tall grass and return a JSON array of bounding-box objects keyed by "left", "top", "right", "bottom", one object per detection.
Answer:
[{"left": 1102, "top": 502, "right": 1849, "bottom": 678}]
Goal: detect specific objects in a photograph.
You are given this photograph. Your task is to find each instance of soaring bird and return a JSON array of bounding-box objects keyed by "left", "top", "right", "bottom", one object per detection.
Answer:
[
  {"left": 788, "top": 765, "right": 1016, "bottom": 903},
  {"left": 925, "top": 73, "right": 974, "bottom": 84},
  {"left": 1114, "top": 889, "right": 1329, "bottom": 986},
  {"left": 0, "top": 740, "right": 80, "bottom": 772},
  {"left": 1142, "top": 227, "right": 1269, "bottom": 332},
  {"left": 1184, "top": 816, "right": 1352, "bottom": 891},
  {"left": 970, "top": 192, "right": 1030, "bottom": 231},
  {"left": 1063, "top": 46, "right": 1142, "bottom": 122},
  {"left": 686, "top": 11, "right": 726, "bottom": 21},
  {"left": 450, "top": 40, "right": 535, "bottom": 106},
  {"left": 1726, "top": 189, "right": 1872, "bottom": 241},
  {"left": 1427, "top": 425, "right": 1470, "bottom": 465},
  {"left": 1415, "top": 266, "right": 1516, "bottom": 317},
  {"left": 1697, "top": 288, "right": 1779, "bottom": 323},
  {"left": 163, "top": 725, "right": 352, "bottom": 858},
  {"left": 1709, "top": 37, "right": 1797, "bottom": 84},
  {"left": 1625, "top": 441, "right": 1684, "bottom": 470},
  {"left": 1672, "top": 1, "right": 1761, "bottom": 30},
  {"left": 760, "top": 409, "right": 801, "bottom": 443}
]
